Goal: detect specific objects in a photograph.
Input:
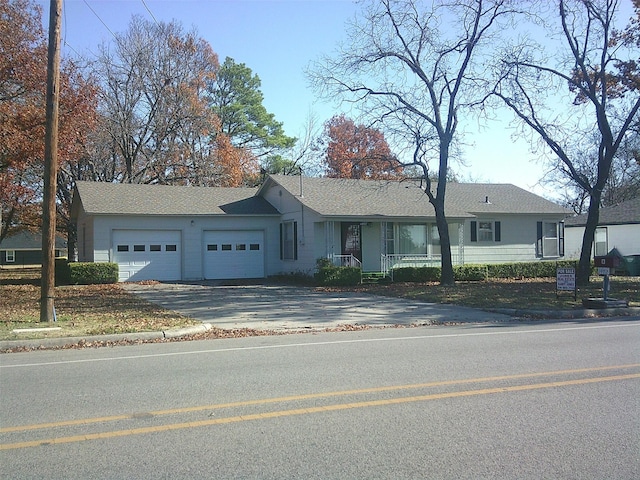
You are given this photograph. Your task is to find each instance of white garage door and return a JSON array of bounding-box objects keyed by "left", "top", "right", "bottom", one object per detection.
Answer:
[
  {"left": 204, "top": 230, "right": 264, "bottom": 279},
  {"left": 112, "top": 230, "right": 181, "bottom": 282}
]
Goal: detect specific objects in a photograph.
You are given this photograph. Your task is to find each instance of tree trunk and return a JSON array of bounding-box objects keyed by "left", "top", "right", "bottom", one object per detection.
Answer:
[
  {"left": 433, "top": 198, "right": 454, "bottom": 286},
  {"left": 438, "top": 219, "right": 454, "bottom": 286},
  {"left": 435, "top": 136, "right": 455, "bottom": 286},
  {"left": 577, "top": 193, "right": 601, "bottom": 286}
]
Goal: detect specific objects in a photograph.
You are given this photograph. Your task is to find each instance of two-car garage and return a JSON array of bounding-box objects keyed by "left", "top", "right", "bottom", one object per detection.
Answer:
[{"left": 112, "top": 229, "right": 265, "bottom": 282}]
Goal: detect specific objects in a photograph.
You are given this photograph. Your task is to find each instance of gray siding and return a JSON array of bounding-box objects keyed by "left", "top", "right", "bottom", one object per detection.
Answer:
[
  {"left": 463, "top": 215, "right": 565, "bottom": 263},
  {"left": 90, "top": 214, "right": 280, "bottom": 280}
]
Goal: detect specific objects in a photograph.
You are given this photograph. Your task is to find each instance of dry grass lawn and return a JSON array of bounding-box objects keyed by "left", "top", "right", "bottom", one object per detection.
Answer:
[
  {"left": 1, "top": 267, "right": 638, "bottom": 343},
  {"left": 326, "top": 276, "right": 640, "bottom": 311},
  {"left": 1, "top": 268, "right": 198, "bottom": 341}
]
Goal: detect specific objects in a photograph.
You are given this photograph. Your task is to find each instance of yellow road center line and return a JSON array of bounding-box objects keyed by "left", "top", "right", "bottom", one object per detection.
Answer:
[
  {"left": 2, "top": 363, "right": 639, "bottom": 434},
  {"left": 1, "top": 372, "right": 638, "bottom": 451}
]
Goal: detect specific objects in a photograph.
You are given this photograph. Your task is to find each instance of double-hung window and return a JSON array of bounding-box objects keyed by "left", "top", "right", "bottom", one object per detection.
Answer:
[
  {"left": 594, "top": 227, "right": 608, "bottom": 256},
  {"left": 6, "top": 250, "right": 15, "bottom": 263},
  {"left": 536, "top": 221, "right": 565, "bottom": 258},
  {"left": 470, "top": 220, "right": 501, "bottom": 242}
]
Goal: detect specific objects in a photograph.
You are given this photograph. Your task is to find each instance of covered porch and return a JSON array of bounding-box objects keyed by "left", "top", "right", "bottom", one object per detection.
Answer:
[{"left": 318, "top": 220, "right": 465, "bottom": 275}]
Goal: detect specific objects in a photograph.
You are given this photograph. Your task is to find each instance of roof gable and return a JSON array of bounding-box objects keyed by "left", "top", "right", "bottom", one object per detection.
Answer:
[
  {"left": 74, "top": 182, "right": 279, "bottom": 216},
  {"left": 260, "top": 175, "right": 458, "bottom": 218},
  {"left": 260, "top": 175, "right": 568, "bottom": 218}
]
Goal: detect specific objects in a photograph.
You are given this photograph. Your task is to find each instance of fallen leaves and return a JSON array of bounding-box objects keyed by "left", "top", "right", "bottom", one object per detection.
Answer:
[
  {"left": 0, "top": 282, "right": 198, "bottom": 340},
  {"left": 0, "top": 323, "right": 382, "bottom": 353}
]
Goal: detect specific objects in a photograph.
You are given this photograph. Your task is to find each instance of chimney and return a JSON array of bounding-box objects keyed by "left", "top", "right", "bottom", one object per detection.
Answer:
[{"left": 299, "top": 166, "right": 304, "bottom": 197}]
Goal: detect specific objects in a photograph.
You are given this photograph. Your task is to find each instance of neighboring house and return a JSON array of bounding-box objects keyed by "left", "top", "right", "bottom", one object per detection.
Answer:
[
  {"left": 564, "top": 197, "right": 640, "bottom": 260},
  {"left": 0, "top": 231, "right": 67, "bottom": 266},
  {"left": 71, "top": 175, "right": 570, "bottom": 282}
]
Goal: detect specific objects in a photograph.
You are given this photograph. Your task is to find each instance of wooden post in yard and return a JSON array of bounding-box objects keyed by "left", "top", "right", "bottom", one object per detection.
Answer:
[{"left": 40, "top": 0, "right": 62, "bottom": 322}]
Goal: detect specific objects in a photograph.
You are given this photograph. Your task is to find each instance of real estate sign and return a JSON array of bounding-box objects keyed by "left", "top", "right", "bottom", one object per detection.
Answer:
[{"left": 556, "top": 266, "right": 576, "bottom": 300}]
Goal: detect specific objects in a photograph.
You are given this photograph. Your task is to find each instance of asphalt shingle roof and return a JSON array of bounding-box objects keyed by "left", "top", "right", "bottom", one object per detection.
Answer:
[
  {"left": 74, "top": 182, "right": 280, "bottom": 216},
  {"left": 74, "top": 176, "right": 569, "bottom": 219},
  {"left": 565, "top": 197, "right": 640, "bottom": 226},
  {"left": 0, "top": 231, "right": 66, "bottom": 249},
  {"left": 263, "top": 175, "right": 568, "bottom": 218}
]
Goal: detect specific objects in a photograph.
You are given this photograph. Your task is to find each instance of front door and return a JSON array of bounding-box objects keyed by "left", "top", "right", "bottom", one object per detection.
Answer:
[{"left": 341, "top": 223, "right": 362, "bottom": 262}]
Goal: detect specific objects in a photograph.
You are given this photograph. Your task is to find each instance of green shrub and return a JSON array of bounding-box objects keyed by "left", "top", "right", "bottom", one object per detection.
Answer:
[
  {"left": 486, "top": 261, "right": 580, "bottom": 279},
  {"left": 392, "top": 267, "right": 441, "bottom": 282},
  {"left": 391, "top": 261, "right": 586, "bottom": 283},
  {"left": 315, "top": 257, "right": 333, "bottom": 269},
  {"left": 69, "top": 262, "right": 118, "bottom": 285},
  {"left": 315, "top": 265, "right": 361, "bottom": 286},
  {"left": 454, "top": 265, "right": 488, "bottom": 281},
  {"left": 55, "top": 257, "right": 71, "bottom": 286}
]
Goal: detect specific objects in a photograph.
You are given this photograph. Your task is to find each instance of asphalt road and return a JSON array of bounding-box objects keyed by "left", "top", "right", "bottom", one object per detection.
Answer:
[{"left": 1, "top": 319, "right": 639, "bottom": 479}]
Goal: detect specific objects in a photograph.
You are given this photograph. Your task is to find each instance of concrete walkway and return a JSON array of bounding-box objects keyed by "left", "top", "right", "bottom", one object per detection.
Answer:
[{"left": 122, "top": 283, "right": 514, "bottom": 330}]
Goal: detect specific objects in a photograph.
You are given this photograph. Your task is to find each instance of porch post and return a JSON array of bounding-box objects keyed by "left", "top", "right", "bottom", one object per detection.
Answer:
[
  {"left": 458, "top": 222, "right": 465, "bottom": 265},
  {"left": 325, "top": 221, "right": 335, "bottom": 259}
]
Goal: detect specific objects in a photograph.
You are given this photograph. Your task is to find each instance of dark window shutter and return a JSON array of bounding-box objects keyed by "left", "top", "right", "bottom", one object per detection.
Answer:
[
  {"left": 559, "top": 222, "right": 565, "bottom": 257},
  {"left": 536, "top": 221, "right": 543, "bottom": 257},
  {"left": 470, "top": 221, "right": 477, "bottom": 242},
  {"left": 494, "top": 221, "right": 501, "bottom": 242},
  {"left": 279, "top": 223, "right": 283, "bottom": 260},
  {"left": 293, "top": 221, "right": 298, "bottom": 260}
]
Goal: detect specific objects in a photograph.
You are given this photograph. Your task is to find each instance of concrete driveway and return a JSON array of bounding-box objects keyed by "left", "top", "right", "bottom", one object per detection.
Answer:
[{"left": 123, "top": 283, "right": 513, "bottom": 330}]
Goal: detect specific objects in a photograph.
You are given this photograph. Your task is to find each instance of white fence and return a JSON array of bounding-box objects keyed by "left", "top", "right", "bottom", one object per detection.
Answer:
[
  {"left": 329, "top": 253, "right": 462, "bottom": 273},
  {"left": 381, "top": 253, "right": 463, "bottom": 275}
]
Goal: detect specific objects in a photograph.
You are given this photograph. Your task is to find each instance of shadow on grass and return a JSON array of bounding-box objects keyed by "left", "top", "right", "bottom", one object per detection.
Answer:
[{"left": 0, "top": 278, "right": 40, "bottom": 286}]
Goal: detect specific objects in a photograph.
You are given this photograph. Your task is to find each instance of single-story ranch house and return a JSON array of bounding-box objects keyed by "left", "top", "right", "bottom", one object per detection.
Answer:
[
  {"left": 71, "top": 174, "right": 570, "bottom": 282},
  {"left": 0, "top": 231, "right": 67, "bottom": 267}
]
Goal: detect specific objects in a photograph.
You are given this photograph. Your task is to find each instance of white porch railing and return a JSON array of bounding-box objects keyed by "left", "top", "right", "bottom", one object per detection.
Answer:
[
  {"left": 381, "top": 253, "right": 463, "bottom": 276},
  {"left": 331, "top": 254, "right": 362, "bottom": 269},
  {"left": 329, "top": 253, "right": 463, "bottom": 276}
]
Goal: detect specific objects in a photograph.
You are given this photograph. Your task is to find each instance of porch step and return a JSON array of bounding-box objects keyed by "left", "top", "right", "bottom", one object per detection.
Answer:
[{"left": 361, "top": 272, "right": 390, "bottom": 284}]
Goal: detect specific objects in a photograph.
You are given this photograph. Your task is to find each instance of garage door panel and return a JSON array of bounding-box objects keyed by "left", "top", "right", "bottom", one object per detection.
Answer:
[
  {"left": 113, "top": 230, "right": 181, "bottom": 282},
  {"left": 204, "top": 230, "right": 264, "bottom": 280}
]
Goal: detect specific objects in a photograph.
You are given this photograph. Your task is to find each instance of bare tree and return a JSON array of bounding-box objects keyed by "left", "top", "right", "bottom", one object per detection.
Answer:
[
  {"left": 91, "top": 15, "right": 219, "bottom": 184},
  {"left": 490, "top": 0, "right": 640, "bottom": 284},
  {"left": 310, "top": 0, "right": 517, "bottom": 285},
  {"left": 550, "top": 132, "right": 640, "bottom": 214},
  {"left": 602, "top": 134, "right": 640, "bottom": 204}
]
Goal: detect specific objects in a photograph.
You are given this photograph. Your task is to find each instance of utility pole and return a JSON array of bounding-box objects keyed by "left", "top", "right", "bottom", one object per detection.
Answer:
[{"left": 40, "top": 0, "right": 62, "bottom": 322}]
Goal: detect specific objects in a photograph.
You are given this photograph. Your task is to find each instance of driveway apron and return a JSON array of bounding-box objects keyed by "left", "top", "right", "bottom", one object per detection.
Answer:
[{"left": 123, "top": 283, "right": 512, "bottom": 330}]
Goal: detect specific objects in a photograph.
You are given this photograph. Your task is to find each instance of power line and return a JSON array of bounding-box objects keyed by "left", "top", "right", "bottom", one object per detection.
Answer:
[
  {"left": 141, "top": 0, "right": 160, "bottom": 27},
  {"left": 63, "top": 39, "right": 83, "bottom": 58},
  {"left": 82, "top": 0, "right": 118, "bottom": 41}
]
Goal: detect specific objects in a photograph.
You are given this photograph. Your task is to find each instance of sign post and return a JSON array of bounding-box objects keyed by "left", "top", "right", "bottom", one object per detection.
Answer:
[
  {"left": 582, "top": 255, "right": 628, "bottom": 309},
  {"left": 594, "top": 256, "right": 619, "bottom": 301}
]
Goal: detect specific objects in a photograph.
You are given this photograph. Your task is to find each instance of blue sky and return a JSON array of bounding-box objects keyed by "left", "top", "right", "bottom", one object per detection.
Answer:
[{"left": 37, "top": 0, "right": 564, "bottom": 197}]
